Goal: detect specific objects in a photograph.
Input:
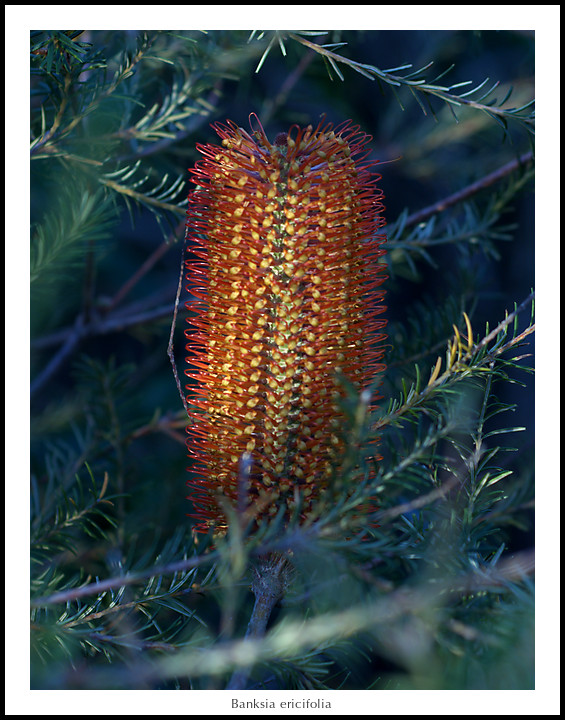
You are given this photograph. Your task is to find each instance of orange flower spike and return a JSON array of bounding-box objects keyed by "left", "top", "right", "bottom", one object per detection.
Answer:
[{"left": 185, "top": 116, "right": 387, "bottom": 533}]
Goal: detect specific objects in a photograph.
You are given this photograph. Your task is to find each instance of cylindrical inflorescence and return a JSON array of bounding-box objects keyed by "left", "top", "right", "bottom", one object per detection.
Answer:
[{"left": 185, "top": 116, "right": 387, "bottom": 533}]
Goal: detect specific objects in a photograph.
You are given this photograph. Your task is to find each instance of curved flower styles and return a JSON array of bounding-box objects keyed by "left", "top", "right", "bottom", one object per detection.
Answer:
[{"left": 185, "top": 116, "right": 387, "bottom": 533}]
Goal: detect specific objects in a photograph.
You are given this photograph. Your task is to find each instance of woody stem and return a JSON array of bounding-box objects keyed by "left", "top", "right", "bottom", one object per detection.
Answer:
[{"left": 226, "top": 553, "right": 291, "bottom": 689}]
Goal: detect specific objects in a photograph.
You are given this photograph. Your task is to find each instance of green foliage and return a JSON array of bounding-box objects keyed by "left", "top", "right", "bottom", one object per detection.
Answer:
[
  {"left": 31, "top": 182, "right": 116, "bottom": 296},
  {"left": 30, "top": 30, "right": 534, "bottom": 693}
]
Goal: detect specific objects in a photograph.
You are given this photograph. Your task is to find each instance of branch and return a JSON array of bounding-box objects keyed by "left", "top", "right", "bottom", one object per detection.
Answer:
[
  {"left": 377, "top": 474, "right": 461, "bottom": 523},
  {"left": 30, "top": 299, "right": 185, "bottom": 398},
  {"left": 106, "top": 220, "right": 185, "bottom": 313},
  {"left": 31, "top": 220, "right": 187, "bottom": 397},
  {"left": 287, "top": 33, "right": 534, "bottom": 132},
  {"left": 404, "top": 151, "right": 534, "bottom": 229},
  {"left": 30, "top": 315, "right": 85, "bottom": 396},
  {"left": 30, "top": 551, "right": 219, "bottom": 608},
  {"left": 93, "top": 548, "right": 534, "bottom": 686}
]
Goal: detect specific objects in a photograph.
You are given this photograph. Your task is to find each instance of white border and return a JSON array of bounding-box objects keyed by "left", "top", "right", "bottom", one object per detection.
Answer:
[{"left": 8, "top": 5, "right": 559, "bottom": 716}]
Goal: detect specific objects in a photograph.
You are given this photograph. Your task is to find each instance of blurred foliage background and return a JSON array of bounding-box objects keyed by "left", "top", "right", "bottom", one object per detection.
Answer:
[{"left": 30, "top": 29, "right": 534, "bottom": 691}]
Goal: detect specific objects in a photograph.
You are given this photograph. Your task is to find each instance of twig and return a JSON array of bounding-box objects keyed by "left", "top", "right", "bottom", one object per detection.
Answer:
[
  {"left": 62, "top": 584, "right": 195, "bottom": 628},
  {"left": 376, "top": 474, "right": 460, "bottom": 522},
  {"left": 30, "top": 315, "right": 85, "bottom": 396},
  {"left": 404, "top": 151, "right": 534, "bottom": 229},
  {"left": 168, "top": 224, "right": 191, "bottom": 416},
  {"left": 32, "top": 292, "right": 185, "bottom": 351},
  {"left": 106, "top": 220, "right": 185, "bottom": 313},
  {"left": 260, "top": 50, "right": 316, "bottom": 126},
  {"left": 29, "top": 73, "right": 71, "bottom": 156},
  {"left": 30, "top": 551, "right": 220, "bottom": 608},
  {"left": 99, "top": 177, "right": 185, "bottom": 216},
  {"left": 287, "top": 33, "right": 534, "bottom": 131},
  {"left": 471, "top": 291, "right": 535, "bottom": 356},
  {"left": 129, "top": 412, "right": 188, "bottom": 445},
  {"left": 30, "top": 301, "right": 186, "bottom": 398}
]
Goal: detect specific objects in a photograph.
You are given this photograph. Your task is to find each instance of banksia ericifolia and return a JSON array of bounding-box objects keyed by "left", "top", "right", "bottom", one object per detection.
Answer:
[{"left": 185, "top": 116, "right": 387, "bottom": 533}]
